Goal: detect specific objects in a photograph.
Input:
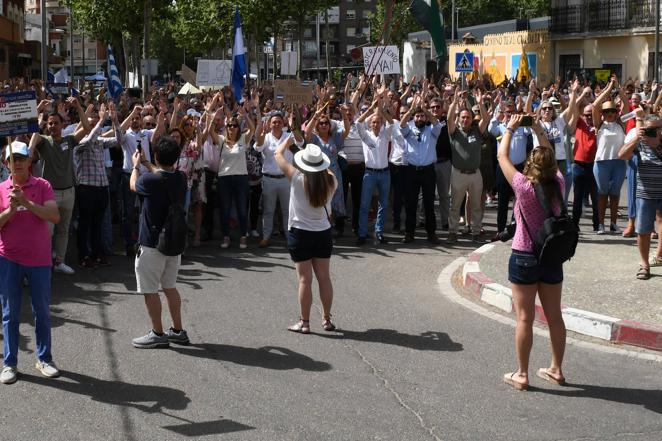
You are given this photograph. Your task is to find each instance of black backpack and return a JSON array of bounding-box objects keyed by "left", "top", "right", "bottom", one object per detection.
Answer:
[
  {"left": 519, "top": 183, "right": 579, "bottom": 265},
  {"left": 155, "top": 172, "right": 187, "bottom": 256}
]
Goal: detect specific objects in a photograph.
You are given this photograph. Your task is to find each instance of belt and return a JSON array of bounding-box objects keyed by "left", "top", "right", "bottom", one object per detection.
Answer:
[
  {"left": 204, "top": 168, "right": 219, "bottom": 174},
  {"left": 436, "top": 158, "right": 450, "bottom": 163},
  {"left": 53, "top": 185, "right": 74, "bottom": 190},
  {"left": 365, "top": 167, "right": 389, "bottom": 173},
  {"left": 407, "top": 164, "right": 434, "bottom": 171},
  {"left": 263, "top": 173, "right": 286, "bottom": 179},
  {"left": 457, "top": 168, "right": 477, "bottom": 174},
  {"left": 574, "top": 160, "right": 593, "bottom": 167}
]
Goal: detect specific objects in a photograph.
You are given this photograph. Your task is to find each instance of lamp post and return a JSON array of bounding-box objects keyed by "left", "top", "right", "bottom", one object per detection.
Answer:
[
  {"left": 40, "top": 0, "right": 48, "bottom": 80},
  {"left": 655, "top": 0, "right": 660, "bottom": 83}
]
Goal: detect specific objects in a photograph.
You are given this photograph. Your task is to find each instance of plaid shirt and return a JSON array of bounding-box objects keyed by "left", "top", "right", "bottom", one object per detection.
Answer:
[{"left": 74, "top": 122, "right": 123, "bottom": 187}]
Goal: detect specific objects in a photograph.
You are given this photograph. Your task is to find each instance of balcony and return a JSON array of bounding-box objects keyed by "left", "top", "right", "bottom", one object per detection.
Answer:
[{"left": 550, "top": 0, "right": 659, "bottom": 35}]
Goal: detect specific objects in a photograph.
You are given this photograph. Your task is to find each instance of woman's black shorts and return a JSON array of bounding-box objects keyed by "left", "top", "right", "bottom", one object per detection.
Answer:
[{"left": 287, "top": 227, "right": 333, "bottom": 262}]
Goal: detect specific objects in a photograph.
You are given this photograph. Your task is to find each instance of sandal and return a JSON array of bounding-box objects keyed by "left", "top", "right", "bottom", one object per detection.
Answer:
[
  {"left": 636, "top": 265, "right": 651, "bottom": 280},
  {"left": 503, "top": 372, "right": 528, "bottom": 391},
  {"left": 536, "top": 368, "right": 566, "bottom": 386},
  {"left": 288, "top": 319, "right": 310, "bottom": 334},
  {"left": 322, "top": 315, "right": 336, "bottom": 332}
]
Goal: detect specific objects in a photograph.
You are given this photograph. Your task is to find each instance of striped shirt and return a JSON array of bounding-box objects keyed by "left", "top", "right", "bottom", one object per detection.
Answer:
[
  {"left": 635, "top": 141, "right": 662, "bottom": 199},
  {"left": 336, "top": 121, "right": 365, "bottom": 163},
  {"left": 74, "top": 122, "right": 122, "bottom": 187}
]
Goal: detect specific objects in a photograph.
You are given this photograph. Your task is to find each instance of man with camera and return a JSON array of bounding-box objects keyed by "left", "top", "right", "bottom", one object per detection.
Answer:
[{"left": 618, "top": 111, "right": 662, "bottom": 280}]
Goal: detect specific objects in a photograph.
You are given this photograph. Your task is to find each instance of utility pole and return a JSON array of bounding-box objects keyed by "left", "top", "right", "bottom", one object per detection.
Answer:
[
  {"left": 451, "top": 0, "right": 455, "bottom": 42},
  {"left": 143, "top": 0, "right": 152, "bottom": 98},
  {"left": 69, "top": 12, "right": 74, "bottom": 84},
  {"left": 655, "top": 0, "right": 660, "bottom": 83},
  {"left": 325, "top": 6, "right": 330, "bottom": 80},
  {"left": 40, "top": 0, "right": 48, "bottom": 80},
  {"left": 316, "top": 13, "right": 321, "bottom": 80}
]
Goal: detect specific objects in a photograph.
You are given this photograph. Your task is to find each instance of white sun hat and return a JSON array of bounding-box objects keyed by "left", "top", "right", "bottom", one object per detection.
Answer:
[{"left": 294, "top": 144, "right": 331, "bottom": 173}]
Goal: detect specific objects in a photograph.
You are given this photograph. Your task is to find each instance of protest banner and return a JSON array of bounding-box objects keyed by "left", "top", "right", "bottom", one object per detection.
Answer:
[
  {"left": 274, "top": 80, "right": 313, "bottom": 105},
  {"left": 363, "top": 45, "right": 401, "bottom": 75},
  {"left": 280, "top": 51, "right": 298, "bottom": 76},
  {"left": 595, "top": 69, "right": 611, "bottom": 83},
  {"left": 196, "top": 60, "right": 232, "bottom": 87},
  {"left": 180, "top": 64, "right": 197, "bottom": 86},
  {"left": 0, "top": 91, "right": 39, "bottom": 137},
  {"left": 48, "top": 83, "right": 69, "bottom": 95}
]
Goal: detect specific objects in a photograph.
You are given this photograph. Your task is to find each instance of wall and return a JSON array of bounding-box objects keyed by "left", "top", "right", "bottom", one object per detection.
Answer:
[
  {"left": 448, "top": 30, "right": 551, "bottom": 83},
  {"left": 554, "top": 35, "right": 655, "bottom": 81}
]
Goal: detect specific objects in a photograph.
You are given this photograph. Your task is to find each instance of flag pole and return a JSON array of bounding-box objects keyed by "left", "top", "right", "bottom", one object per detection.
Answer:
[{"left": 7, "top": 139, "right": 14, "bottom": 187}]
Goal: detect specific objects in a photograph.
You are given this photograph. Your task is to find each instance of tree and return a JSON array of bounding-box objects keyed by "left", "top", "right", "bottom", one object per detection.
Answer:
[
  {"left": 168, "top": 0, "right": 233, "bottom": 57},
  {"left": 368, "top": 0, "right": 422, "bottom": 49}
]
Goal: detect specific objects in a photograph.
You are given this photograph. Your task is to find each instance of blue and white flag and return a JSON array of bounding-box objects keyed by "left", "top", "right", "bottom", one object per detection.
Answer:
[
  {"left": 107, "top": 44, "right": 124, "bottom": 100},
  {"left": 232, "top": 7, "right": 247, "bottom": 102}
]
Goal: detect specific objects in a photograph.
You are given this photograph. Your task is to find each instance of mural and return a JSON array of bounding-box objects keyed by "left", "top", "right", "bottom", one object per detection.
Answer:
[{"left": 511, "top": 53, "right": 537, "bottom": 80}]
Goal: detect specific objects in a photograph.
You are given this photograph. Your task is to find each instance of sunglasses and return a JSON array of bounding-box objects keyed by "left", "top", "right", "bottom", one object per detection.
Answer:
[
  {"left": 430, "top": 105, "right": 441, "bottom": 109},
  {"left": 541, "top": 107, "right": 554, "bottom": 111},
  {"left": 603, "top": 109, "right": 618, "bottom": 114},
  {"left": 226, "top": 124, "right": 239, "bottom": 128},
  {"left": 583, "top": 113, "right": 592, "bottom": 117},
  {"left": 318, "top": 121, "right": 330, "bottom": 126},
  {"left": 184, "top": 122, "right": 194, "bottom": 127}
]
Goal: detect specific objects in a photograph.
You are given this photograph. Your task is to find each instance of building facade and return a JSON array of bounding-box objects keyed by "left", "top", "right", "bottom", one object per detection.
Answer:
[{"left": 0, "top": 0, "right": 27, "bottom": 80}]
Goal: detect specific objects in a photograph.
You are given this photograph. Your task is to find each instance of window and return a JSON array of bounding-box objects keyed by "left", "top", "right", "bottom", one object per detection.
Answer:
[
  {"left": 558, "top": 54, "right": 580, "bottom": 82},
  {"left": 304, "top": 28, "right": 312, "bottom": 38},
  {"left": 362, "top": 27, "right": 370, "bottom": 36},
  {"left": 303, "top": 41, "right": 317, "bottom": 56},
  {"left": 602, "top": 63, "right": 622, "bottom": 80},
  {"left": 73, "top": 37, "right": 82, "bottom": 44},
  {"left": 87, "top": 48, "right": 96, "bottom": 59},
  {"left": 346, "top": 27, "right": 355, "bottom": 37},
  {"left": 346, "top": 10, "right": 356, "bottom": 20},
  {"left": 362, "top": 10, "right": 371, "bottom": 19},
  {"left": 73, "top": 49, "right": 82, "bottom": 58}
]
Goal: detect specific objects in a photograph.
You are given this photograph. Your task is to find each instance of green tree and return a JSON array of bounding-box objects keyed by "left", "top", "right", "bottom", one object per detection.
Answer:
[{"left": 368, "top": 0, "right": 422, "bottom": 49}]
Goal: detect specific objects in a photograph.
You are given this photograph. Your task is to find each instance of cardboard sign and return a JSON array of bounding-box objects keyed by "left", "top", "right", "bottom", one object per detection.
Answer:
[
  {"left": 0, "top": 91, "right": 39, "bottom": 137},
  {"left": 280, "top": 51, "right": 298, "bottom": 76},
  {"left": 274, "top": 80, "right": 313, "bottom": 105},
  {"left": 363, "top": 45, "right": 400, "bottom": 75},
  {"left": 196, "top": 60, "right": 232, "bottom": 87},
  {"left": 180, "top": 64, "right": 197, "bottom": 86}
]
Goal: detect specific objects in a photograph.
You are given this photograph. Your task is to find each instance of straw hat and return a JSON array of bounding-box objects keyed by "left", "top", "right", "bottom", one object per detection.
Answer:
[
  {"left": 601, "top": 101, "right": 618, "bottom": 111},
  {"left": 294, "top": 144, "right": 330, "bottom": 173}
]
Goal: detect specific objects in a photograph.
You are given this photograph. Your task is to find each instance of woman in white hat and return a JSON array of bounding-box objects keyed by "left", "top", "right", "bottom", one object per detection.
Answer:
[{"left": 274, "top": 136, "right": 338, "bottom": 334}]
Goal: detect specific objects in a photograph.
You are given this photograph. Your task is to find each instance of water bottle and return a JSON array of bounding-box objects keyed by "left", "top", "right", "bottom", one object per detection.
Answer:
[{"left": 620, "top": 110, "right": 637, "bottom": 123}]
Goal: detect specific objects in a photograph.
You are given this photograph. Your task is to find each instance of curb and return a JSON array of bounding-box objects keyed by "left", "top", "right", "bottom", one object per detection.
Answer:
[{"left": 462, "top": 243, "right": 662, "bottom": 351}]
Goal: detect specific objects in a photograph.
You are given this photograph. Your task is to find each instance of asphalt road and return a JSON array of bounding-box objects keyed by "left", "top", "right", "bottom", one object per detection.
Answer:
[{"left": 2, "top": 227, "right": 662, "bottom": 441}]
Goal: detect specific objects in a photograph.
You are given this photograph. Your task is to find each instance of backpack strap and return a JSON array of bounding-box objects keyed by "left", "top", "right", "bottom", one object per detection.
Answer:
[
  {"left": 517, "top": 203, "right": 535, "bottom": 245},
  {"left": 533, "top": 182, "right": 567, "bottom": 217}
]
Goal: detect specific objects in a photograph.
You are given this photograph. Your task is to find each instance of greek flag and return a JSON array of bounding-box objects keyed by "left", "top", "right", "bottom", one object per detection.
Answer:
[
  {"left": 232, "top": 7, "right": 247, "bottom": 102},
  {"left": 107, "top": 44, "right": 124, "bottom": 100}
]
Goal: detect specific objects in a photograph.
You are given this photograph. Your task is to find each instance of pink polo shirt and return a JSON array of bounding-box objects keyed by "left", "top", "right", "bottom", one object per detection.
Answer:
[{"left": 0, "top": 176, "right": 55, "bottom": 266}]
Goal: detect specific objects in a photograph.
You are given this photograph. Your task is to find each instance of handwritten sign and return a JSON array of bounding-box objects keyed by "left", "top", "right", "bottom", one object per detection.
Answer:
[
  {"left": 180, "top": 64, "right": 197, "bottom": 86},
  {"left": 0, "top": 91, "right": 39, "bottom": 136},
  {"left": 196, "top": 60, "right": 232, "bottom": 87},
  {"left": 274, "top": 80, "right": 313, "bottom": 105},
  {"left": 363, "top": 45, "right": 400, "bottom": 75}
]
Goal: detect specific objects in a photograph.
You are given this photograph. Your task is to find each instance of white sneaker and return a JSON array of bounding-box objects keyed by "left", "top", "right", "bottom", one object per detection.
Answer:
[
  {"left": 250, "top": 230, "right": 260, "bottom": 238},
  {"left": 596, "top": 224, "right": 606, "bottom": 235},
  {"left": 0, "top": 366, "right": 17, "bottom": 384},
  {"left": 35, "top": 360, "right": 60, "bottom": 378},
  {"left": 53, "top": 262, "right": 75, "bottom": 275},
  {"left": 220, "top": 237, "right": 230, "bottom": 249}
]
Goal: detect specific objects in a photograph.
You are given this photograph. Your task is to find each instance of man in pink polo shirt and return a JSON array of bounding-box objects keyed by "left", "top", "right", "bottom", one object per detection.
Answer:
[{"left": 0, "top": 141, "right": 61, "bottom": 385}]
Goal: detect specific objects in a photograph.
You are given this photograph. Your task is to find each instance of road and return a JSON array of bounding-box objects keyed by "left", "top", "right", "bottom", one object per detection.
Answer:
[{"left": 2, "top": 227, "right": 662, "bottom": 441}]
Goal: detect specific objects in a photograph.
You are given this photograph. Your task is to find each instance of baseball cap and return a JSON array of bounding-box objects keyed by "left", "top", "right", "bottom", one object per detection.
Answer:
[{"left": 6, "top": 141, "right": 29, "bottom": 160}]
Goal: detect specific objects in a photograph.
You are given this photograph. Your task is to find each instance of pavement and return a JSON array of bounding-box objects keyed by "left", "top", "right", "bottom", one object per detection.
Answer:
[{"left": 462, "top": 215, "right": 662, "bottom": 351}]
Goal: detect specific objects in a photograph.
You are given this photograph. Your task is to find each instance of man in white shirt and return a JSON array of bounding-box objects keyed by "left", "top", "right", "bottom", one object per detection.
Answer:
[
  {"left": 355, "top": 97, "right": 393, "bottom": 245},
  {"left": 118, "top": 104, "right": 164, "bottom": 256},
  {"left": 254, "top": 111, "right": 304, "bottom": 247}
]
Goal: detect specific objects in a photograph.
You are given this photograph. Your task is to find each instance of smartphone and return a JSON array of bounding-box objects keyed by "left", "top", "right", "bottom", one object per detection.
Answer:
[
  {"left": 137, "top": 145, "right": 142, "bottom": 153},
  {"left": 520, "top": 115, "right": 534, "bottom": 127}
]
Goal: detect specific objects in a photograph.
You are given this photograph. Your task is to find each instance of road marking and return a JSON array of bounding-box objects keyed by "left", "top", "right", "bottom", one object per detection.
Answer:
[{"left": 437, "top": 257, "right": 662, "bottom": 363}]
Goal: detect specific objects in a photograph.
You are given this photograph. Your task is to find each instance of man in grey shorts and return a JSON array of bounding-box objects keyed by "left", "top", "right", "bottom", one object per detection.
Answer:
[{"left": 129, "top": 136, "right": 189, "bottom": 348}]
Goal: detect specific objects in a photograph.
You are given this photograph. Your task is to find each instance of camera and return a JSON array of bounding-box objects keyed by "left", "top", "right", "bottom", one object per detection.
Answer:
[
  {"left": 495, "top": 221, "right": 517, "bottom": 242},
  {"left": 643, "top": 127, "right": 659, "bottom": 137}
]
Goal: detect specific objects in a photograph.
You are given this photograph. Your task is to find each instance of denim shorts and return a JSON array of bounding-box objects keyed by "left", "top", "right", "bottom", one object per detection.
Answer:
[
  {"left": 635, "top": 198, "right": 662, "bottom": 235},
  {"left": 593, "top": 159, "right": 626, "bottom": 195},
  {"left": 508, "top": 251, "right": 563, "bottom": 285},
  {"left": 287, "top": 227, "right": 333, "bottom": 262}
]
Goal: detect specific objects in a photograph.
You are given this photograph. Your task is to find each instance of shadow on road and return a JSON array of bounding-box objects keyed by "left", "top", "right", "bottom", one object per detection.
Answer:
[
  {"left": 171, "top": 343, "right": 332, "bottom": 371},
  {"left": 21, "top": 370, "right": 191, "bottom": 413},
  {"left": 534, "top": 382, "right": 662, "bottom": 415},
  {"left": 316, "top": 328, "right": 464, "bottom": 352}
]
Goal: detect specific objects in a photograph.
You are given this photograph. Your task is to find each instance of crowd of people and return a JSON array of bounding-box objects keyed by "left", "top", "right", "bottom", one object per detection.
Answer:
[{"left": 0, "top": 69, "right": 660, "bottom": 385}]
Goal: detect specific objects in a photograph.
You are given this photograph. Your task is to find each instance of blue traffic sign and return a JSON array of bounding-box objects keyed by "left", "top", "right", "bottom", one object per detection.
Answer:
[{"left": 455, "top": 52, "right": 474, "bottom": 73}]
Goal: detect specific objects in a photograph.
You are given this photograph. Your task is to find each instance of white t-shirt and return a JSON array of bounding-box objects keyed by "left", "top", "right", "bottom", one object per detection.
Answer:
[
  {"left": 535, "top": 117, "right": 567, "bottom": 160},
  {"left": 288, "top": 170, "right": 337, "bottom": 231},
  {"left": 595, "top": 121, "right": 626, "bottom": 161},
  {"left": 122, "top": 128, "right": 154, "bottom": 172},
  {"left": 255, "top": 131, "right": 298, "bottom": 175},
  {"left": 218, "top": 133, "right": 249, "bottom": 176}
]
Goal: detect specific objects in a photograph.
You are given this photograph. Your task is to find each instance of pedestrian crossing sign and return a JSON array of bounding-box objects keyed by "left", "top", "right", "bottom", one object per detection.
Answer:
[{"left": 455, "top": 52, "right": 474, "bottom": 73}]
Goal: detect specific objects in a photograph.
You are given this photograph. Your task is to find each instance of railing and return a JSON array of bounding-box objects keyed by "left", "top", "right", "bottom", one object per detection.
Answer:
[{"left": 550, "top": 0, "right": 660, "bottom": 34}]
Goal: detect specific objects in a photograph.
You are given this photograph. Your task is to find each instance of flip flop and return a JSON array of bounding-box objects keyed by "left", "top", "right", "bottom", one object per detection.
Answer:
[
  {"left": 536, "top": 368, "right": 566, "bottom": 386},
  {"left": 503, "top": 372, "right": 528, "bottom": 391},
  {"left": 288, "top": 320, "right": 310, "bottom": 334}
]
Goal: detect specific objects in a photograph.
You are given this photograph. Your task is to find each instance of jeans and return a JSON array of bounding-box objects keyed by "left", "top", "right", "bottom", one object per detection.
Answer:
[
  {"left": 572, "top": 162, "right": 599, "bottom": 231},
  {"left": 120, "top": 172, "right": 137, "bottom": 246},
  {"left": 627, "top": 157, "right": 638, "bottom": 219},
  {"left": 508, "top": 251, "right": 563, "bottom": 285},
  {"left": 341, "top": 162, "right": 365, "bottom": 232},
  {"left": 593, "top": 159, "right": 627, "bottom": 195},
  {"left": 389, "top": 163, "right": 406, "bottom": 228},
  {"left": 635, "top": 198, "right": 662, "bottom": 234},
  {"left": 76, "top": 185, "right": 109, "bottom": 261},
  {"left": 101, "top": 193, "right": 113, "bottom": 256},
  {"left": 358, "top": 169, "right": 391, "bottom": 238},
  {"left": 203, "top": 170, "right": 218, "bottom": 238},
  {"left": 249, "top": 184, "right": 262, "bottom": 232},
  {"left": 404, "top": 165, "right": 437, "bottom": 236},
  {"left": 0, "top": 257, "right": 52, "bottom": 367},
  {"left": 434, "top": 160, "right": 452, "bottom": 227},
  {"left": 557, "top": 160, "right": 573, "bottom": 203},
  {"left": 218, "top": 174, "right": 249, "bottom": 237},
  {"left": 261, "top": 175, "right": 290, "bottom": 238}
]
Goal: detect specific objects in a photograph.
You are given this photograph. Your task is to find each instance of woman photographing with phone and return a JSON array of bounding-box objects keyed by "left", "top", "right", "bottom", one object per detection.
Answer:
[
  {"left": 498, "top": 114, "right": 568, "bottom": 391},
  {"left": 274, "top": 136, "right": 337, "bottom": 334}
]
